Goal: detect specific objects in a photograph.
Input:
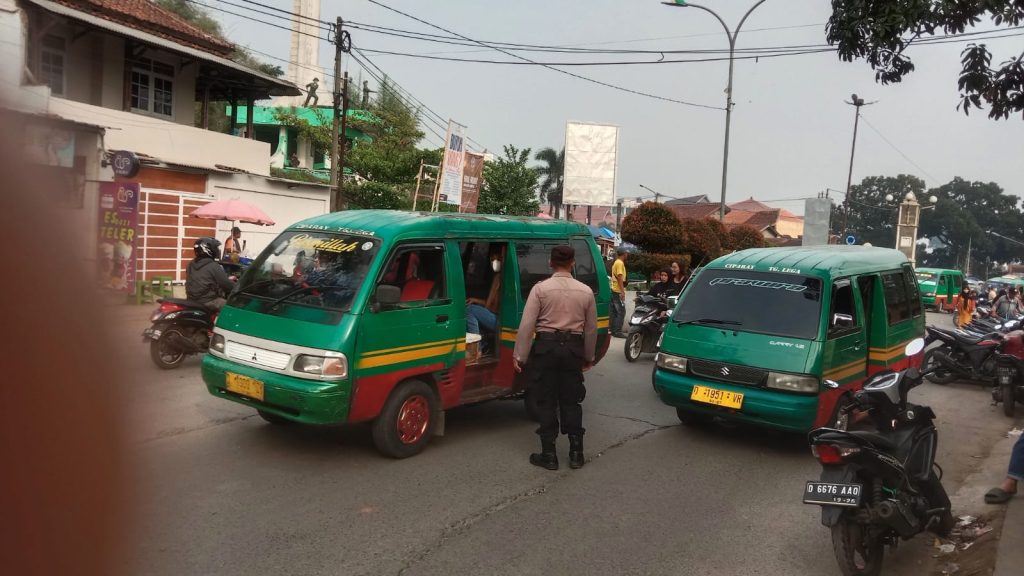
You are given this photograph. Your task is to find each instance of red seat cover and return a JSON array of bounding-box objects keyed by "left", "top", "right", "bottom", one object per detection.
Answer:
[{"left": 401, "top": 279, "right": 435, "bottom": 302}]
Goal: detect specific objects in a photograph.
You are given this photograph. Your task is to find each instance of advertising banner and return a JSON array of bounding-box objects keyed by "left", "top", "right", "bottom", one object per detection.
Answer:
[
  {"left": 97, "top": 182, "right": 140, "bottom": 293},
  {"left": 439, "top": 120, "right": 466, "bottom": 206},
  {"left": 460, "top": 151, "right": 485, "bottom": 213},
  {"left": 563, "top": 121, "right": 619, "bottom": 206},
  {"left": 802, "top": 197, "right": 832, "bottom": 246}
]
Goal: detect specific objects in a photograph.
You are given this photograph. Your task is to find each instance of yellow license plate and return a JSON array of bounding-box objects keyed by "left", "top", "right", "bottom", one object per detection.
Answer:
[
  {"left": 226, "top": 372, "right": 264, "bottom": 401},
  {"left": 691, "top": 385, "right": 744, "bottom": 409}
]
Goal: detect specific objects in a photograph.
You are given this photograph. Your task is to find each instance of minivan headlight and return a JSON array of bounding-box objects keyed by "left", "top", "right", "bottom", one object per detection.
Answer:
[
  {"left": 294, "top": 353, "right": 348, "bottom": 379},
  {"left": 656, "top": 353, "right": 688, "bottom": 374},
  {"left": 210, "top": 333, "right": 226, "bottom": 353},
  {"left": 766, "top": 372, "right": 818, "bottom": 393}
]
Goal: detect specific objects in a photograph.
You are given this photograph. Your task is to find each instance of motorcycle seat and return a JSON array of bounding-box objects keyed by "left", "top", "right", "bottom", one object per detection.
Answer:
[
  {"left": 846, "top": 431, "right": 898, "bottom": 452},
  {"left": 954, "top": 331, "right": 1000, "bottom": 346},
  {"left": 159, "top": 297, "right": 212, "bottom": 311}
]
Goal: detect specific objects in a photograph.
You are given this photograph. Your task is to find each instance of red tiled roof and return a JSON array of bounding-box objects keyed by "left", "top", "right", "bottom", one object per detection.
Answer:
[
  {"left": 742, "top": 209, "right": 782, "bottom": 231},
  {"left": 53, "top": 0, "right": 235, "bottom": 56},
  {"left": 723, "top": 209, "right": 756, "bottom": 226},
  {"left": 668, "top": 203, "right": 725, "bottom": 220},
  {"left": 728, "top": 197, "right": 774, "bottom": 212}
]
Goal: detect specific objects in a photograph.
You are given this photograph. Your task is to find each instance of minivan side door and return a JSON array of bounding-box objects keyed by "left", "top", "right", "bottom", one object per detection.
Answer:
[
  {"left": 823, "top": 278, "right": 867, "bottom": 388},
  {"left": 349, "top": 242, "right": 459, "bottom": 422}
]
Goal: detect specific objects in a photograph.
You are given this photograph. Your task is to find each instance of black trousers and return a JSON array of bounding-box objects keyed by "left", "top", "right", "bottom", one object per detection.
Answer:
[{"left": 527, "top": 337, "right": 587, "bottom": 441}]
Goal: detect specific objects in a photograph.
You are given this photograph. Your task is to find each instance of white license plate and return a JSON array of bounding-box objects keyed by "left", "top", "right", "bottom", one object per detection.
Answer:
[{"left": 802, "top": 481, "right": 862, "bottom": 507}]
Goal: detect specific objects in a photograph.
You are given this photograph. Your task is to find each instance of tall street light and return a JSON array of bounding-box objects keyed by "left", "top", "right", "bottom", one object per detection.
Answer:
[
  {"left": 840, "top": 94, "right": 876, "bottom": 238},
  {"left": 639, "top": 183, "right": 663, "bottom": 203},
  {"left": 663, "top": 0, "right": 770, "bottom": 222}
]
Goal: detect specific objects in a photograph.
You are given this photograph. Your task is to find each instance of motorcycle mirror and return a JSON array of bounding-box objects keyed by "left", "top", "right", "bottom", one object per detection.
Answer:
[
  {"left": 823, "top": 379, "right": 839, "bottom": 389},
  {"left": 904, "top": 338, "right": 926, "bottom": 357}
]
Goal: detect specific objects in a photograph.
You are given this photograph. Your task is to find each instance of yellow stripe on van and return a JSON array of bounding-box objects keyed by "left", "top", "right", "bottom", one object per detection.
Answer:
[
  {"left": 361, "top": 338, "right": 462, "bottom": 358},
  {"left": 357, "top": 342, "right": 458, "bottom": 369},
  {"left": 825, "top": 362, "right": 866, "bottom": 382},
  {"left": 823, "top": 359, "right": 863, "bottom": 379},
  {"left": 868, "top": 339, "right": 915, "bottom": 362}
]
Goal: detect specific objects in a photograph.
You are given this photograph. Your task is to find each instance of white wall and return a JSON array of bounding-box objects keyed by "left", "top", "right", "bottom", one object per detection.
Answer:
[
  {"left": 0, "top": 0, "right": 48, "bottom": 111},
  {"left": 208, "top": 173, "right": 330, "bottom": 256},
  {"left": 49, "top": 97, "right": 273, "bottom": 175}
]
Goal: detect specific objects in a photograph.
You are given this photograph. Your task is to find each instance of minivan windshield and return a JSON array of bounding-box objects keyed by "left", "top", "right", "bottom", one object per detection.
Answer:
[
  {"left": 915, "top": 271, "right": 938, "bottom": 284},
  {"left": 673, "top": 269, "right": 823, "bottom": 339},
  {"left": 229, "top": 231, "right": 380, "bottom": 314}
]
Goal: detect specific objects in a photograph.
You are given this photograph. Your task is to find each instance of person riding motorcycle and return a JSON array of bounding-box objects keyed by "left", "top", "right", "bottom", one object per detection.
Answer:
[{"left": 185, "top": 237, "right": 235, "bottom": 312}]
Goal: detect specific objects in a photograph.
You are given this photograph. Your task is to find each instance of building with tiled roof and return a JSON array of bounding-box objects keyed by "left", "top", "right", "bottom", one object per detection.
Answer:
[{"left": 669, "top": 202, "right": 728, "bottom": 221}]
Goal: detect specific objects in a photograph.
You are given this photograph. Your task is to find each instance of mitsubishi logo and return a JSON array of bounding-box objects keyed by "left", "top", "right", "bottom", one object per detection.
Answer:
[
  {"left": 251, "top": 353, "right": 258, "bottom": 362},
  {"left": 720, "top": 366, "right": 731, "bottom": 376}
]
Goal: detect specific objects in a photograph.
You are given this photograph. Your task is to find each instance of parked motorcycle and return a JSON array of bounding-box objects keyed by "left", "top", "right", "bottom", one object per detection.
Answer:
[
  {"left": 804, "top": 339, "right": 953, "bottom": 576},
  {"left": 142, "top": 298, "right": 216, "bottom": 369},
  {"left": 993, "top": 333, "right": 1024, "bottom": 416},
  {"left": 921, "top": 325, "right": 1005, "bottom": 384},
  {"left": 624, "top": 294, "right": 675, "bottom": 362}
]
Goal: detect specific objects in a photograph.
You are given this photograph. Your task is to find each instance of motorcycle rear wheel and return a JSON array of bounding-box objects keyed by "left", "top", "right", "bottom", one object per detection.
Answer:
[
  {"left": 150, "top": 329, "right": 187, "bottom": 369},
  {"left": 922, "top": 348, "right": 956, "bottom": 384},
  {"left": 624, "top": 331, "right": 643, "bottom": 363},
  {"left": 831, "top": 518, "right": 884, "bottom": 576}
]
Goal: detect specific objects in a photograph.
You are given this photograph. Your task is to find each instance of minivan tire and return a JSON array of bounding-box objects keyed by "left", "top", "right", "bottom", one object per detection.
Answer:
[
  {"left": 373, "top": 380, "right": 438, "bottom": 459},
  {"left": 676, "top": 407, "right": 713, "bottom": 426}
]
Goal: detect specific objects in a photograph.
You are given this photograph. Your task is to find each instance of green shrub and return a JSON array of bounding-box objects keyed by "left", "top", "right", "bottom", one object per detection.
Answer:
[{"left": 727, "top": 225, "right": 768, "bottom": 251}]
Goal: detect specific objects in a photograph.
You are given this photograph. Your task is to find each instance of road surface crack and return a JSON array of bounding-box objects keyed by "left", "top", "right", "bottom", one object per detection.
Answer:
[{"left": 594, "top": 411, "right": 668, "bottom": 428}]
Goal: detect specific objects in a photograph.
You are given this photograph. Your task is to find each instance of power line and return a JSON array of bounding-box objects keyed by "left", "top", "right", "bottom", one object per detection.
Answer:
[
  {"left": 859, "top": 114, "right": 941, "bottom": 184},
  {"left": 183, "top": 0, "right": 326, "bottom": 40},
  {"left": 364, "top": 0, "right": 723, "bottom": 110}
]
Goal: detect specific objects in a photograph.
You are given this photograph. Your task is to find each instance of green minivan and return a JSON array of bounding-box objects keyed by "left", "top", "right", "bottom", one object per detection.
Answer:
[
  {"left": 654, "top": 247, "right": 925, "bottom": 433},
  {"left": 915, "top": 268, "right": 965, "bottom": 312},
  {"left": 201, "top": 210, "right": 611, "bottom": 457}
]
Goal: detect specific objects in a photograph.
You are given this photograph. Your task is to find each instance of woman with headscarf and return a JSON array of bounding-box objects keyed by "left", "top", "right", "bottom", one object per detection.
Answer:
[{"left": 956, "top": 286, "right": 975, "bottom": 327}]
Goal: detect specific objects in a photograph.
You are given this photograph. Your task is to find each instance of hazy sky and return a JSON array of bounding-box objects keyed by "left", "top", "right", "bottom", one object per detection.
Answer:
[{"left": 211, "top": 0, "right": 1024, "bottom": 215}]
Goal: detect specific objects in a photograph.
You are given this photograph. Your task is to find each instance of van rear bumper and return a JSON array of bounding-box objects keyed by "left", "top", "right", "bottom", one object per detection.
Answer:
[
  {"left": 653, "top": 367, "right": 819, "bottom": 433},
  {"left": 202, "top": 354, "right": 351, "bottom": 425}
]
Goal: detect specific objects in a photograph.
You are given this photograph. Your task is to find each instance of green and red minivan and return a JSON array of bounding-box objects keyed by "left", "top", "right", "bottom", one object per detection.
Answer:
[
  {"left": 201, "top": 210, "right": 611, "bottom": 457},
  {"left": 654, "top": 247, "right": 925, "bottom": 433}
]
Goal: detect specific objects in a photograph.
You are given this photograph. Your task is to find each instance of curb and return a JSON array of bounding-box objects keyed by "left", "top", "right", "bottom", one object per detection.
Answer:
[{"left": 994, "top": 433, "right": 1023, "bottom": 576}]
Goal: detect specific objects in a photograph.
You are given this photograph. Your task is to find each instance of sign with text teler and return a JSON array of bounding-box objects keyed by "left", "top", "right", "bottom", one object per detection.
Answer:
[
  {"left": 97, "top": 182, "right": 140, "bottom": 294},
  {"left": 460, "top": 151, "right": 485, "bottom": 213},
  {"left": 438, "top": 120, "right": 466, "bottom": 206}
]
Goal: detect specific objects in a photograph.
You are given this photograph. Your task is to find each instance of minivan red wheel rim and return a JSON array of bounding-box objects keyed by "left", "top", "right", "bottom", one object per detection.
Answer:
[{"left": 397, "top": 395, "right": 429, "bottom": 444}]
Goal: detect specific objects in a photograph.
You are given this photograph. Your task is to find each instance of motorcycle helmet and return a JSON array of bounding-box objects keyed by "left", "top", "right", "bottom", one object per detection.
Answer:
[{"left": 194, "top": 237, "right": 222, "bottom": 260}]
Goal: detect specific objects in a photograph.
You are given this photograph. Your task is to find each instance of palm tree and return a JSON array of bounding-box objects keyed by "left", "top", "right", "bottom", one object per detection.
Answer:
[{"left": 534, "top": 147, "right": 564, "bottom": 218}]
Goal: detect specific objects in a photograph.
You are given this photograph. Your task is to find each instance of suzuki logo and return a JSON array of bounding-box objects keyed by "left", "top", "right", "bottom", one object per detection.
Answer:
[{"left": 720, "top": 366, "right": 730, "bottom": 376}]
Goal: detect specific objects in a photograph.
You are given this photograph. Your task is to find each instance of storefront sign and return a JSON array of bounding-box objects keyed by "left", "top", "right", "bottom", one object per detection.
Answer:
[
  {"left": 111, "top": 150, "right": 140, "bottom": 178},
  {"left": 460, "top": 151, "right": 485, "bottom": 213},
  {"left": 97, "top": 182, "right": 140, "bottom": 293}
]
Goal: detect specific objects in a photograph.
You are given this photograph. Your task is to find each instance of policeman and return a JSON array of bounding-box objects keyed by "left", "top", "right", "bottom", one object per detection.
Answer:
[{"left": 513, "top": 245, "right": 598, "bottom": 470}]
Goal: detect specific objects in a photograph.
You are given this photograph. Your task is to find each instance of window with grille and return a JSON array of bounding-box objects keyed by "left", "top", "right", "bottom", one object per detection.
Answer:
[
  {"left": 130, "top": 59, "right": 175, "bottom": 117},
  {"left": 40, "top": 35, "right": 66, "bottom": 96}
]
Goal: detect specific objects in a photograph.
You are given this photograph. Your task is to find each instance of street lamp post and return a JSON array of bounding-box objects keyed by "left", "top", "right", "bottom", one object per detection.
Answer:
[
  {"left": 663, "top": 0, "right": 769, "bottom": 222},
  {"left": 840, "top": 94, "right": 876, "bottom": 239},
  {"left": 639, "top": 183, "right": 662, "bottom": 203}
]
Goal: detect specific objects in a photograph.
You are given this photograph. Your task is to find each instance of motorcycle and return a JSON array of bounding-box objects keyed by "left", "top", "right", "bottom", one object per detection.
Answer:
[
  {"left": 920, "top": 325, "right": 1005, "bottom": 384},
  {"left": 142, "top": 298, "right": 216, "bottom": 369},
  {"left": 992, "top": 331, "right": 1024, "bottom": 417},
  {"left": 624, "top": 293, "right": 675, "bottom": 362},
  {"left": 804, "top": 339, "right": 954, "bottom": 576}
]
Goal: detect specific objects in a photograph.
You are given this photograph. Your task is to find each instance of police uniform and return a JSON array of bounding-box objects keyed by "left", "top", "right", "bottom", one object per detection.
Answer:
[{"left": 514, "top": 245, "right": 598, "bottom": 470}]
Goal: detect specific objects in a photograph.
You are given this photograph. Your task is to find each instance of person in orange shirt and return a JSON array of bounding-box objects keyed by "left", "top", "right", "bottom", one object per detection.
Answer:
[{"left": 956, "top": 287, "right": 976, "bottom": 327}]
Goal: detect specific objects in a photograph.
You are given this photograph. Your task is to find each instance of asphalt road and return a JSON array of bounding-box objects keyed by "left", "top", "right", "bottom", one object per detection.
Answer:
[{"left": 120, "top": 305, "right": 1021, "bottom": 576}]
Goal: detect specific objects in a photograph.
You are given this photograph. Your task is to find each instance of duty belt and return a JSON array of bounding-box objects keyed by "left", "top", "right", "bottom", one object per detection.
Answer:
[{"left": 535, "top": 330, "right": 584, "bottom": 343}]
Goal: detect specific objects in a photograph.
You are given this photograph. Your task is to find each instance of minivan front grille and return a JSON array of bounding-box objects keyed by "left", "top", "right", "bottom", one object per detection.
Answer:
[{"left": 689, "top": 359, "right": 766, "bottom": 387}]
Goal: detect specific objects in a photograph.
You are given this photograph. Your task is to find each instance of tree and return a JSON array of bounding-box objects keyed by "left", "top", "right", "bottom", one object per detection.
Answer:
[
  {"left": 831, "top": 174, "right": 927, "bottom": 247},
  {"left": 727, "top": 225, "right": 768, "bottom": 251},
  {"left": 680, "top": 218, "right": 723, "bottom": 266},
  {"left": 620, "top": 202, "right": 685, "bottom": 254},
  {"left": 477, "top": 145, "right": 541, "bottom": 216},
  {"left": 827, "top": 1, "right": 1024, "bottom": 119},
  {"left": 534, "top": 147, "right": 564, "bottom": 217}
]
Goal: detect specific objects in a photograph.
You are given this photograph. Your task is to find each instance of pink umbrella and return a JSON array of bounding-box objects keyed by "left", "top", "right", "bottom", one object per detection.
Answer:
[
  {"left": 189, "top": 198, "right": 275, "bottom": 226},
  {"left": 535, "top": 211, "right": 553, "bottom": 219}
]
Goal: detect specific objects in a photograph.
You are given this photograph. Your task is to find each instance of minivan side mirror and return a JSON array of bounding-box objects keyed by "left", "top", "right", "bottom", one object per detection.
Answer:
[
  {"left": 375, "top": 284, "right": 401, "bottom": 309},
  {"left": 831, "top": 313, "right": 854, "bottom": 328}
]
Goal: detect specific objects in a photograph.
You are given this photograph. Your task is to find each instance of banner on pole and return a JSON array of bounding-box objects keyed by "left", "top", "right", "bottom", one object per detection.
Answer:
[
  {"left": 438, "top": 120, "right": 466, "bottom": 206},
  {"left": 460, "top": 151, "right": 485, "bottom": 213},
  {"left": 563, "top": 121, "right": 619, "bottom": 206},
  {"left": 97, "top": 181, "right": 140, "bottom": 293}
]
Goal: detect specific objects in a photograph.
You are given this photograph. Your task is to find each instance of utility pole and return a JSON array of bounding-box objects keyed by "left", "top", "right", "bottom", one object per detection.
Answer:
[
  {"left": 840, "top": 94, "right": 875, "bottom": 238},
  {"left": 338, "top": 71, "right": 350, "bottom": 208},
  {"left": 329, "top": 17, "right": 351, "bottom": 212},
  {"left": 965, "top": 236, "right": 972, "bottom": 276},
  {"left": 616, "top": 199, "right": 623, "bottom": 231}
]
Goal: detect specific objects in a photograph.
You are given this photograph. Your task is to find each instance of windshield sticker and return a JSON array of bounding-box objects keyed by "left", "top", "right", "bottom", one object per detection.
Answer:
[
  {"left": 361, "top": 241, "right": 374, "bottom": 251},
  {"left": 709, "top": 277, "right": 809, "bottom": 292},
  {"left": 768, "top": 266, "right": 802, "bottom": 274},
  {"left": 288, "top": 234, "right": 362, "bottom": 254},
  {"left": 300, "top": 224, "right": 375, "bottom": 236}
]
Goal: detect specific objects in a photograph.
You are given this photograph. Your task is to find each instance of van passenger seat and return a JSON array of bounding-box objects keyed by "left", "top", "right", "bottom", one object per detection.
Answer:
[{"left": 401, "top": 279, "right": 435, "bottom": 302}]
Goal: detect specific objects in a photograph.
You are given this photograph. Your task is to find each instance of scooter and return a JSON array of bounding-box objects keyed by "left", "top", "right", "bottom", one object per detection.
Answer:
[
  {"left": 804, "top": 339, "right": 954, "bottom": 576},
  {"left": 624, "top": 294, "right": 675, "bottom": 362},
  {"left": 142, "top": 298, "right": 216, "bottom": 369}
]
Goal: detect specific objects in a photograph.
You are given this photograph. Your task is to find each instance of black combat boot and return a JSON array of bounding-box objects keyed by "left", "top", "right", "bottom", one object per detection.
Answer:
[
  {"left": 569, "top": 434, "right": 585, "bottom": 469},
  {"left": 529, "top": 438, "right": 559, "bottom": 471}
]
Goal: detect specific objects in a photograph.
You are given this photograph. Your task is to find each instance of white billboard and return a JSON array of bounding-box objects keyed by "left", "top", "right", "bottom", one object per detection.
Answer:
[
  {"left": 439, "top": 120, "right": 466, "bottom": 206},
  {"left": 563, "top": 121, "right": 619, "bottom": 206}
]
